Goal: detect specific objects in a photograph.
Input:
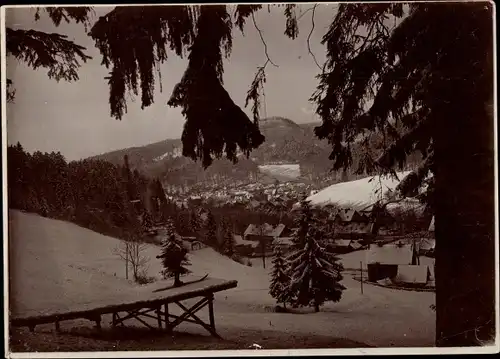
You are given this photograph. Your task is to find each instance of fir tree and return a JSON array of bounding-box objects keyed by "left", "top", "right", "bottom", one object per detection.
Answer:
[
  {"left": 156, "top": 219, "right": 191, "bottom": 286},
  {"left": 204, "top": 211, "right": 218, "bottom": 248},
  {"left": 287, "top": 202, "right": 345, "bottom": 312},
  {"left": 291, "top": 197, "right": 314, "bottom": 250},
  {"left": 220, "top": 220, "right": 235, "bottom": 256},
  {"left": 141, "top": 210, "right": 154, "bottom": 233},
  {"left": 269, "top": 245, "right": 291, "bottom": 308},
  {"left": 189, "top": 208, "right": 201, "bottom": 237}
]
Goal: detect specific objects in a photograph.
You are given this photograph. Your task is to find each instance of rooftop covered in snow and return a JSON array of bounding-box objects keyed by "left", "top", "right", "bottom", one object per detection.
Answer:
[{"left": 303, "top": 171, "right": 412, "bottom": 211}]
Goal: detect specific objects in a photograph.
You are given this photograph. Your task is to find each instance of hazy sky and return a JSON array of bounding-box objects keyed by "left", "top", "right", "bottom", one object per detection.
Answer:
[{"left": 6, "top": 4, "right": 339, "bottom": 161}]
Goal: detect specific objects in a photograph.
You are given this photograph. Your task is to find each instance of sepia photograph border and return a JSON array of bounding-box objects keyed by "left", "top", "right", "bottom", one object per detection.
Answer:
[{"left": 2, "top": 2, "right": 499, "bottom": 357}]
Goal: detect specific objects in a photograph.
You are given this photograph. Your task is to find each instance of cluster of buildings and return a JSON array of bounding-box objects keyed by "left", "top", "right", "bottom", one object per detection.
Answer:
[
  {"left": 232, "top": 223, "right": 294, "bottom": 257},
  {"left": 162, "top": 181, "right": 316, "bottom": 209}
]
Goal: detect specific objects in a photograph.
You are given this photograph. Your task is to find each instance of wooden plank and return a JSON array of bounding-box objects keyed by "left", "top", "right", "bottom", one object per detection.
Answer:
[
  {"left": 11, "top": 279, "right": 237, "bottom": 327},
  {"left": 132, "top": 314, "right": 155, "bottom": 330},
  {"left": 156, "top": 307, "right": 162, "bottom": 329},
  {"left": 11, "top": 278, "right": 237, "bottom": 330},
  {"left": 208, "top": 295, "right": 215, "bottom": 330},
  {"left": 175, "top": 299, "right": 220, "bottom": 338},
  {"left": 167, "top": 298, "right": 209, "bottom": 330},
  {"left": 115, "top": 312, "right": 125, "bottom": 327},
  {"left": 164, "top": 303, "right": 170, "bottom": 332}
]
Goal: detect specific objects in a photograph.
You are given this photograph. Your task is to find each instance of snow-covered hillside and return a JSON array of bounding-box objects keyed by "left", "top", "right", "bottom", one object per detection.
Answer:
[
  {"left": 305, "top": 171, "right": 412, "bottom": 210},
  {"left": 8, "top": 210, "right": 435, "bottom": 347},
  {"left": 258, "top": 164, "right": 301, "bottom": 180}
]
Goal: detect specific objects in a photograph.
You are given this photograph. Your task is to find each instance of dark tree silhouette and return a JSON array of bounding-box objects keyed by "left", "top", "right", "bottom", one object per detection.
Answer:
[
  {"left": 310, "top": 3, "right": 495, "bottom": 345},
  {"left": 5, "top": 7, "right": 94, "bottom": 101},
  {"left": 89, "top": 5, "right": 265, "bottom": 168},
  {"left": 7, "top": 144, "right": 153, "bottom": 241}
]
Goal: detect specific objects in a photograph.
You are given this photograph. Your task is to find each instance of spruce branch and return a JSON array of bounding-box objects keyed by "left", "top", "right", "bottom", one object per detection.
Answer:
[{"left": 6, "top": 28, "right": 91, "bottom": 83}]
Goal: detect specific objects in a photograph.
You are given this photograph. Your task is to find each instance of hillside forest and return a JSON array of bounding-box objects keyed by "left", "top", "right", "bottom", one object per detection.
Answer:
[{"left": 6, "top": 142, "right": 299, "bottom": 246}]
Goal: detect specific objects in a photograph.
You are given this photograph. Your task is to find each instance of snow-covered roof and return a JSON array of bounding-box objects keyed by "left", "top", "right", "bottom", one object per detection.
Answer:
[
  {"left": 244, "top": 223, "right": 284, "bottom": 237},
  {"left": 367, "top": 243, "right": 414, "bottom": 265},
  {"left": 349, "top": 241, "right": 363, "bottom": 250},
  {"left": 303, "top": 171, "right": 412, "bottom": 210},
  {"left": 393, "top": 265, "right": 430, "bottom": 285},
  {"left": 271, "top": 224, "right": 286, "bottom": 237}
]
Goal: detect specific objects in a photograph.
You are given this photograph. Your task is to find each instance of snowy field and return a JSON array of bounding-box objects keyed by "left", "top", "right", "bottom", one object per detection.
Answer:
[
  {"left": 306, "top": 171, "right": 412, "bottom": 209},
  {"left": 8, "top": 210, "right": 435, "bottom": 348},
  {"left": 258, "top": 164, "right": 301, "bottom": 181}
]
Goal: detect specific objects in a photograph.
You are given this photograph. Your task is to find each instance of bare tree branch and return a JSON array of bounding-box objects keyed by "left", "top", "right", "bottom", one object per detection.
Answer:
[
  {"left": 114, "top": 240, "right": 151, "bottom": 282},
  {"left": 307, "top": 4, "right": 322, "bottom": 71},
  {"left": 297, "top": 6, "right": 315, "bottom": 22},
  {"left": 251, "top": 12, "right": 278, "bottom": 67}
]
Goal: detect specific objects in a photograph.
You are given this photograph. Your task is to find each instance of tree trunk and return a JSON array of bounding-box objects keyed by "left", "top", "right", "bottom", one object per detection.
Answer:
[
  {"left": 433, "top": 80, "right": 495, "bottom": 345},
  {"left": 314, "top": 303, "right": 320, "bottom": 313},
  {"left": 174, "top": 272, "right": 182, "bottom": 287}
]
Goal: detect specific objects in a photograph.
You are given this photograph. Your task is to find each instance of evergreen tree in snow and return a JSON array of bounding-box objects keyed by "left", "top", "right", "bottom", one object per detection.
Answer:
[
  {"left": 141, "top": 210, "right": 154, "bottom": 233},
  {"left": 204, "top": 211, "right": 218, "bottom": 248},
  {"left": 220, "top": 220, "right": 236, "bottom": 256},
  {"left": 287, "top": 202, "right": 345, "bottom": 312},
  {"left": 189, "top": 208, "right": 201, "bottom": 236},
  {"left": 157, "top": 218, "right": 191, "bottom": 286},
  {"left": 291, "top": 197, "right": 314, "bottom": 250},
  {"left": 269, "top": 245, "right": 291, "bottom": 308}
]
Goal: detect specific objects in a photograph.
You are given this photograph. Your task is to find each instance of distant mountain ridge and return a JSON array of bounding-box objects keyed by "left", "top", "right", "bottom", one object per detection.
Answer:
[{"left": 89, "top": 117, "right": 421, "bottom": 189}]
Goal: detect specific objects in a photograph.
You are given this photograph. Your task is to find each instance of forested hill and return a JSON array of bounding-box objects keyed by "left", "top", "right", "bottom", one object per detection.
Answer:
[
  {"left": 6, "top": 143, "right": 168, "bottom": 240},
  {"left": 89, "top": 116, "right": 423, "bottom": 187}
]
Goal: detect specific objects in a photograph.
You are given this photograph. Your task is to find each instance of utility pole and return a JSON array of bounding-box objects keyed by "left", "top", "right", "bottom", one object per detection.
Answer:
[
  {"left": 259, "top": 211, "right": 266, "bottom": 269},
  {"left": 125, "top": 241, "right": 129, "bottom": 280},
  {"left": 360, "top": 261, "right": 364, "bottom": 294}
]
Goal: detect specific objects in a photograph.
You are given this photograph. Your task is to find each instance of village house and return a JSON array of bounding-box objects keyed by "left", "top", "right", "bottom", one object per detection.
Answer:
[
  {"left": 365, "top": 242, "right": 434, "bottom": 287},
  {"left": 241, "top": 223, "right": 292, "bottom": 254},
  {"left": 329, "top": 238, "right": 364, "bottom": 254},
  {"left": 243, "top": 223, "right": 290, "bottom": 242},
  {"left": 331, "top": 207, "right": 373, "bottom": 238}
]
